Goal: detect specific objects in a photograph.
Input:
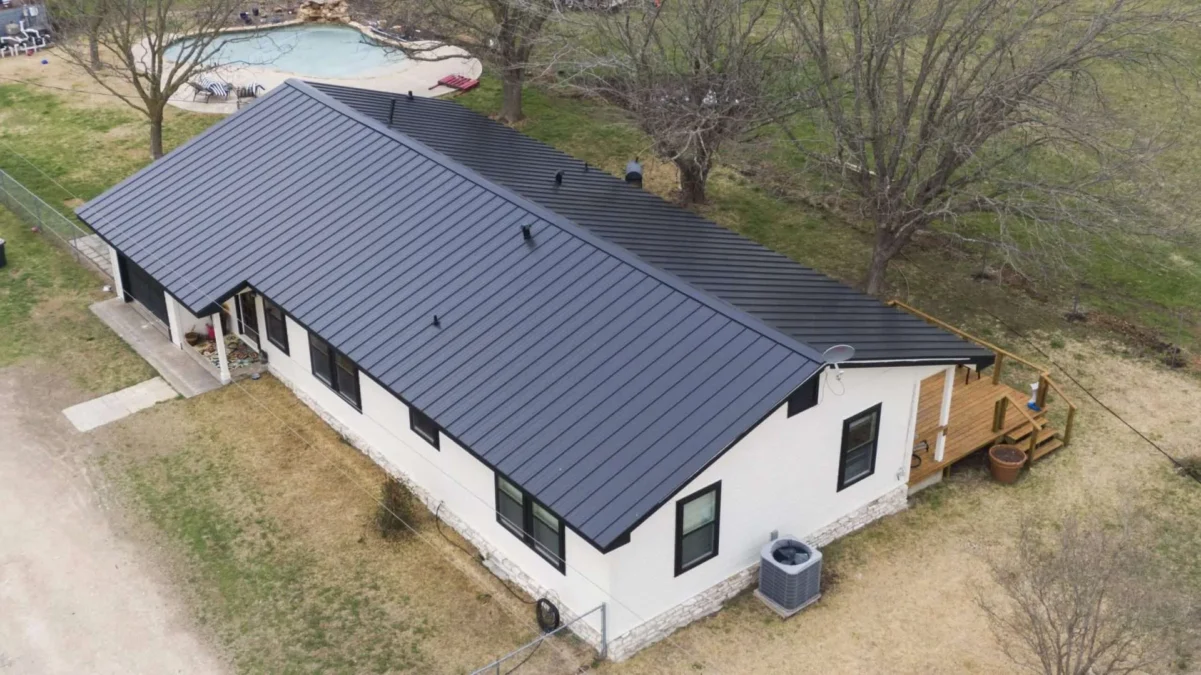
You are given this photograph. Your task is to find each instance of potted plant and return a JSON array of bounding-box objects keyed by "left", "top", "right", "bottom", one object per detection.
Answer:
[
  {"left": 988, "top": 444, "right": 1027, "bottom": 484},
  {"left": 185, "top": 331, "right": 202, "bottom": 346}
]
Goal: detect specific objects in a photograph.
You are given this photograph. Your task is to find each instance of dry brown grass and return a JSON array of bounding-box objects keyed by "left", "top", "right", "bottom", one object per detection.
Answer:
[
  {"left": 603, "top": 339, "right": 1201, "bottom": 675},
  {"left": 97, "top": 376, "right": 596, "bottom": 675}
]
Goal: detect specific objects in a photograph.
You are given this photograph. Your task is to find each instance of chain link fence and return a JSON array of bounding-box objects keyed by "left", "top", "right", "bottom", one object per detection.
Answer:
[{"left": 0, "top": 167, "right": 111, "bottom": 281}]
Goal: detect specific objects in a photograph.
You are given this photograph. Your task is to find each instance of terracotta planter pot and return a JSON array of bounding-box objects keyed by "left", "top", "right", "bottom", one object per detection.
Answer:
[{"left": 988, "top": 444, "right": 1027, "bottom": 484}]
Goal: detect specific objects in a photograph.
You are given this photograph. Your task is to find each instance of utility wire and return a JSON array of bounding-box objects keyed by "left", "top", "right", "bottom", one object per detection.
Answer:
[
  {"left": 0, "top": 74, "right": 128, "bottom": 99},
  {"left": 894, "top": 250, "right": 1201, "bottom": 485},
  {"left": 1, "top": 143, "right": 721, "bottom": 672},
  {"left": 978, "top": 307, "right": 1201, "bottom": 485}
]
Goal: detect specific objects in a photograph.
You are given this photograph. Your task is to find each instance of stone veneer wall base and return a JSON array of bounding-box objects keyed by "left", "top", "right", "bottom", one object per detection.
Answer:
[
  {"left": 269, "top": 367, "right": 606, "bottom": 652},
  {"left": 606, "top": 483, "right": 910, "bottom": 662}
]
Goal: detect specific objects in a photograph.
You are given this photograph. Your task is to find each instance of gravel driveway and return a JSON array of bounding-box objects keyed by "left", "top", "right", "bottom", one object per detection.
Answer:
[{"left": 0, "top": 366, "right": 228, "bottom": 675}]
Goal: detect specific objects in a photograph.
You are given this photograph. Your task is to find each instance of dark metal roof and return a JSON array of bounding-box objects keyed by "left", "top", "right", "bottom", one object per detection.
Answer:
[
  {"left": 77, "top": 79, "right": 820, "bottom": 551},
  {"left": 312, "top": 82, "right": 992, "bottom": 366}
]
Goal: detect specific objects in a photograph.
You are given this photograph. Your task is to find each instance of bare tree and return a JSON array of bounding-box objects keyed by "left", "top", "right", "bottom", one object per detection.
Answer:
[
  {"left": 554, "top": 0, "right": 800, "bottom": 205},
  {"left": 976, "top": 514, "right": 1195, "bottom": 675},
  {"left": 51, "top": 0, "right": 239, "bottom": 158},
  {"left": 783, "top": 0, "right": 1198, "bottom": 295},
  {"left": 366, "top": 0, "right": 559, "bottom": 123}
]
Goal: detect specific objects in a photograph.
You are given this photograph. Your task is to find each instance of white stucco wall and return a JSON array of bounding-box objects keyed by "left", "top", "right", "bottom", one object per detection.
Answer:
[
  {"left": 107, "top": 244, "right": 124, "bottom": 300},
  {"left": 602, "top": 364, "right": 942, "bottom": 654},
  {"left": 164, "top": 293, "right": 210, "bottom": 347},
  {"left": 254, "top": 299, "right": 612, "bottom": 645}
]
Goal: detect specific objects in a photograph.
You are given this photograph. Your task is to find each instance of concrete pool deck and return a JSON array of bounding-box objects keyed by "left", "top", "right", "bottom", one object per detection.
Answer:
[{"left": 163, "top": 21, "right": 482, "bottom": 115}]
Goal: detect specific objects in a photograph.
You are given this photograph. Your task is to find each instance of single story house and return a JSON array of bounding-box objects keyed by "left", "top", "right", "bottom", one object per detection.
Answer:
[{"left": 78, "top": 79, "right": 1069, "bottom": 661}]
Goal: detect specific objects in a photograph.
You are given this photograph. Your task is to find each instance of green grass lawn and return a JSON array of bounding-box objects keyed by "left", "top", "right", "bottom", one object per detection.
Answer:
[
  {"left": 0, "top": 83, "right": 218, "bottom": 217},
  {"left": 0, "top": 208, "right": 153, "bottom": 392}
]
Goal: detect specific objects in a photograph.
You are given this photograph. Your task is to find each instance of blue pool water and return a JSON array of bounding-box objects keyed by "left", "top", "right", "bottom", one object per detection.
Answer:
[{"left": 167, "top": 25, "right": 405, "bottom": 78}]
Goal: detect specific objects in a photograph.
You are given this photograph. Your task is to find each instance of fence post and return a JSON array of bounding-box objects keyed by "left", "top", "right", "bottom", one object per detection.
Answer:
[{"left": 600, "top": 602, "right": 608, "bottom": 660}]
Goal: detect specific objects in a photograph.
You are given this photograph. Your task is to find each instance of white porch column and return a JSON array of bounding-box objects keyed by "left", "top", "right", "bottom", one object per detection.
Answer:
[
  {"left": 108, "top": 245, "right": 125, "bottom": 300},
  {"left": 211, "top": 312, "right": 231, "bottom": 384},
  {"left": 165, "top": 293, "right": 183, "bottom": 348},
  {"left": 934, "top": 365, "right": 955, "bottom": 462}
]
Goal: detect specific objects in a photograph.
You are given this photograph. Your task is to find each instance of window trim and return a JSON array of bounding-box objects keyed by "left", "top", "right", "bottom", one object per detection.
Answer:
[
  {"left": 494, "top": 474, "right": 566, "bottom": 574},
  {"left": 674, "top": 481, "right": 721, "bottom": 577},
  {"left": 837, "top": 403, "right": 882, "bottom": 491},
  {"left": 409, "top": 407, "right": 440, "bottom": 449},
  {"left": 308, "top": 334, "right": 361, "bottom": 411},
  {"left": 263, "top": 298, "right": 289, "bottom": 355}
]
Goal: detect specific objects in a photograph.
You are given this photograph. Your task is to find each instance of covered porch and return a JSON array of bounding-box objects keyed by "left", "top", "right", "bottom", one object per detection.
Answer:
[
  {"left": 892, "top": 302, "right": 1079, "bottom": 490},
  {"left": 168, "top": 290, "right": 265, "bottom": 385},
  {"left": 108, "top": 243, "right": 264, "bottom": 386}
]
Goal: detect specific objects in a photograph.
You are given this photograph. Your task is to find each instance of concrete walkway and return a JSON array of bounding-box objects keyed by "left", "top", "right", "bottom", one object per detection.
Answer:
[
  {"left": 62, "top": 377, "right": 178, "bottom": 432},
  {"left": 91, "top": 298, "right": 220, "bottom": 398}
]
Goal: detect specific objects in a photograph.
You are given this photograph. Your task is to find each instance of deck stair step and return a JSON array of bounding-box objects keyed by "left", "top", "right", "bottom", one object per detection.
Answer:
[
  {"left": 1031, "top": 437, "right": 1065, "bottom": 461},
  {"left": 1004, "top": 421, "right": 1053, "bottom": 445}
]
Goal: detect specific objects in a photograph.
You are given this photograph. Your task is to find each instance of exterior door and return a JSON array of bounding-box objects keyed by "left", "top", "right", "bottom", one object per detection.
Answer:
[
  {"left": 236, "top": 292, "right": 260, "bottom": 344},
  {"left": 119, "top": 253, "right": 169, "bottom": 325}
]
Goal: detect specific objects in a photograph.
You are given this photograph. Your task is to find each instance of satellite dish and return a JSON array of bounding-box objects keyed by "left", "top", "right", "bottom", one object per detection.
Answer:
[
  {"left": 822, "top": 344, "right": 855, "bottom": 382},
  {"left": 822, "top": 344, "right": 855, "bottom": 365}
]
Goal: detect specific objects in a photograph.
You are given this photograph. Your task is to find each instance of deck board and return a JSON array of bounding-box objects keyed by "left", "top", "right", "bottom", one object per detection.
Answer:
[{"left": 909, "top": 368, "right": 1040, "bottom": 485}]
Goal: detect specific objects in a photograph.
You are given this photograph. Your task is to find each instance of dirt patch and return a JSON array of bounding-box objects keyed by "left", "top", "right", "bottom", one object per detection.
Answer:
[
  {"left": 0, "top": 365, "right": 230, "bottom": 674},
  {"left": 1083, "top": 311, "right": 1191, "bottom": 368}
]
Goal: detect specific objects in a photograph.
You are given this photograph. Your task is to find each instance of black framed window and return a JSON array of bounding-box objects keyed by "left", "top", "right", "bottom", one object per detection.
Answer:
[
  {"left": 264, "top": 299, "right": 289, "bottom": 354},
  {"left": 495, "top": 475, "right": 566, "bottom": 573},
  {"left": 497, "top": 477, "right": 525, "bottom": 536},
  {"left": 310, "top": 335, "right": 333, "bottom": 384},
  {"left": 410, "top": 408, "right": 440, "bottom": 449},
  {"left": 675, "top": 482, "right": 720, "bottom": 576},
  {"left": 787, "top": 376, "right": 820, "bottom": 417},
  {"left": 838, "top": 403, "right": 881, "bottom": 490},
  {"left": 309, "top": 334, "right": 360, "bottom": 410}
]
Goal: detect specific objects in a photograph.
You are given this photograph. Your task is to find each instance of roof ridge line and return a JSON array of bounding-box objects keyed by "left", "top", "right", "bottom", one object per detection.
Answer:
[{"left": 285, "top": 79, "right": 824, "bottom": 365}]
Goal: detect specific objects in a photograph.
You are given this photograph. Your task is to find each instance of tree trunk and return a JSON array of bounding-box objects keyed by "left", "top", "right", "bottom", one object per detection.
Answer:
[
  {"left": 148, "top": 109, "right": 165, "bottom": 160},
  {"left": 865, "top": 227, "right": 900, "bottom": 296},
  {"left": 499, "top": 68, "right": 524, "bottom": 124},
  {"left": 676, "top": 159, "right": 708, "bottom": 205},
  {"left": 88, "top": 32, "right": 101, "bottom": 69}
]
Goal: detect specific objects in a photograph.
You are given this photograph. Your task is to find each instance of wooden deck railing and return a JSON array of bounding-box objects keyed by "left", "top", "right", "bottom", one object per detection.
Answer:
[{"left": 889, "top": 300, "right": 1079, "bottom": 447}]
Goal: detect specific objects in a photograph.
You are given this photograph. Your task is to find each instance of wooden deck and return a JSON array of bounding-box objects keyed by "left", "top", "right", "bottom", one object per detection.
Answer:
[{"left": 909, "top": 367, "right": 1062, "bottom": 486}]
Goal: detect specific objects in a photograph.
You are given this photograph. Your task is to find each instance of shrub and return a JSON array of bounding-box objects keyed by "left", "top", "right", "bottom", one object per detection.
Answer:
[{"left": 376, "top": 477, "right": 418, "bottom": 539}]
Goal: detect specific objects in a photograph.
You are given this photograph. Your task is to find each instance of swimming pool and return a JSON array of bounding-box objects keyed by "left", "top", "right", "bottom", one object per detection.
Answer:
[{"left": 167, "top": 24, "right": 406, "bottom": 79}]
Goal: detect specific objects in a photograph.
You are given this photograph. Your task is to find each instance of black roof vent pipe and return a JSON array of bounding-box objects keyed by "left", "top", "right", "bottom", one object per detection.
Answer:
[
  {"left": 554, "top": 170, "right": 564, "bottom": 186},
  {"left": 625, "top": 158, "right": 643, "bottom": 187}
]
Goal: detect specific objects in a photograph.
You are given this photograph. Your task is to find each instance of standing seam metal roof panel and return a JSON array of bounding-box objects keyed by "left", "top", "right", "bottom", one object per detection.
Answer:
[
  {"left": 76, "top": 79, "right": 821, "bottom": 551},
  {"left": 310, "top": 82, "right": 993, "bottom": 365}
]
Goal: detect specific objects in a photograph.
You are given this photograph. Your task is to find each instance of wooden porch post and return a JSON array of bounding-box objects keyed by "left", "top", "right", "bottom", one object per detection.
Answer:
[
  {"left": 212, "top": 311, "right": 231, "bottom": 384},
  {"left": 934, "top": 366, "right": 954, "bottom": 462}
]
